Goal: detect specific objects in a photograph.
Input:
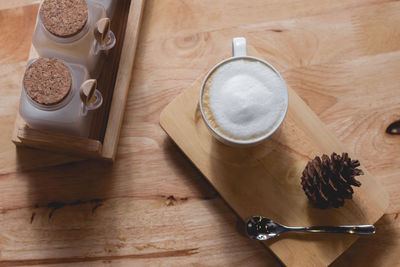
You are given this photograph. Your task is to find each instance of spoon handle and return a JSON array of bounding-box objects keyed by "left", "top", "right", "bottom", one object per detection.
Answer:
[{"left": 287, "top": 225, "right": 375, "bottom": 235}]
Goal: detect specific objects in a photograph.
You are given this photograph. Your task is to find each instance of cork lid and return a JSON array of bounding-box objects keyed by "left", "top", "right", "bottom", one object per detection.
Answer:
[
  {"left": 23, "top": 58, "right": 72, "bottom": 105},
  {"left": 40, "top": 0, "right": 88, "bottom": 38}
]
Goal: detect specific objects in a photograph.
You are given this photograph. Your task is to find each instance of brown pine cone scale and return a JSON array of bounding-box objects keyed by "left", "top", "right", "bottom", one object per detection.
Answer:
[{"left": 301, "top": 152, "right": 363, "bottom": 209}]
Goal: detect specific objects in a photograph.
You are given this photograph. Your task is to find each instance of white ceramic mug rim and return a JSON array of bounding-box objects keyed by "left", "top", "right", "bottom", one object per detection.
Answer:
[{"left": 199, "top": 55, "right": 289, "bottom": 146}]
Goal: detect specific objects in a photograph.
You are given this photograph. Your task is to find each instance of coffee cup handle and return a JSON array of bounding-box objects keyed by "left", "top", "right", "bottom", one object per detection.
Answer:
[{"left": 232, "top": 37, "right": 247, "bottom": 57}]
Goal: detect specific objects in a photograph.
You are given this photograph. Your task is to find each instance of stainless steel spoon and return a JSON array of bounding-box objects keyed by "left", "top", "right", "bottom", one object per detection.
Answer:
[{"left": 246, "top": 216, "right": 375, "bottom": 241}]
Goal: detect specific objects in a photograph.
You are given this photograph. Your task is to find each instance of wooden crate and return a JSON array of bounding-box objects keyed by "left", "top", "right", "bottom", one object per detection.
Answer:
[{"left": 12, "top": 0, "right": 145, "bottom": 161}]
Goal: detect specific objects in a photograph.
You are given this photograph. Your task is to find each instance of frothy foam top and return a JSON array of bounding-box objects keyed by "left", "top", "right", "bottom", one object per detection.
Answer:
[{"left": 202, "top": 58, "right": 287, "bottom": 141}]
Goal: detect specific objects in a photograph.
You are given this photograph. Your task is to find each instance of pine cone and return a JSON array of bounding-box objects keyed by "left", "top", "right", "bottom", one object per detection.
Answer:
[{"left": 301, "top": 152, "right": 363, "bottom": 209}]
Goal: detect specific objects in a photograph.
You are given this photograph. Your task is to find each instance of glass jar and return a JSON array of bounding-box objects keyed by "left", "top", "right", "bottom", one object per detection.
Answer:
[
  {"left": 20, "top": 58, "right": 103, "bottom": 138},
  {"left": 91, "top": 0, "right": 117, "bottom": 18},
  {"left": 32, "top": 0, "right": 116, "bottom": 77}
]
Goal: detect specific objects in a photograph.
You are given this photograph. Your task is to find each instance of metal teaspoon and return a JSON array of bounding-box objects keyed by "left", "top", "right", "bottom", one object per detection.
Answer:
[{"left": 246, "top": 216, "right": 376, "bottom": 241}]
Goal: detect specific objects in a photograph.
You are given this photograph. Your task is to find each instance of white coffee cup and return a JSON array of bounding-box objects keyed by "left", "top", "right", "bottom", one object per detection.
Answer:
[{"left": 199, "top": 37, "right": 289, "bottom": 147}]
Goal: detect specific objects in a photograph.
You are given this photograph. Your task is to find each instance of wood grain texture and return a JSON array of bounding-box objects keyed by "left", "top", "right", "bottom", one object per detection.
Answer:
[
  {"left": 0, "top": 0, "right": 40, "bottom": 11},
  {"left": 102, "top": 0, "right": 145, "bottom": 160},
  {"left": 16, "top": 126, "right": 103, "bottom": 158},
  {"left": 1, "top": 0, "right": 400, "bottom": 266},
  {"left": 160, "top": 69, "right": 389, "bottom": 266}
]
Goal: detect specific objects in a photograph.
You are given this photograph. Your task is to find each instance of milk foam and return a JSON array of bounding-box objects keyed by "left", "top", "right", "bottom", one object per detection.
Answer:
[{"left": 202, "top": 59, "right": 287, "bottom": 141}]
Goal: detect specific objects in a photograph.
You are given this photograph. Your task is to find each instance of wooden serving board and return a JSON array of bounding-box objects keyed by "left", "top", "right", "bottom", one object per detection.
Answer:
[
  {"left": 12, "top": 0, "right": 145, "bottom": 161},
  {"left": 160, "top": 60, "right": 389, "bottom": 266}
]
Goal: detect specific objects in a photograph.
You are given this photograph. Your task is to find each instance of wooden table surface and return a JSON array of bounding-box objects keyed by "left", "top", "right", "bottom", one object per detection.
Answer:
[{"left": 1, "top": 0, "right": 400, "bottom": 266}]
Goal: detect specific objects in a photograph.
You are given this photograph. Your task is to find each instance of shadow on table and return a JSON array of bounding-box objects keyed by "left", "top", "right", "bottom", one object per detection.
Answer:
[
  {"left": 15, "top": 147, "right": 118, "bottom": 262},
  {"left": 162, "top": 135, "right": 283, "bottom": 266}
]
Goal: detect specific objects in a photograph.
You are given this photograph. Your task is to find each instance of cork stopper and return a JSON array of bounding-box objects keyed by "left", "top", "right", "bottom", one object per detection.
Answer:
[
  {"left": 23, "top": 58, "right": 72, "bottom": 105},
  {"left": 40, "top": 0, "right": 88, "bottom": 38}
]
